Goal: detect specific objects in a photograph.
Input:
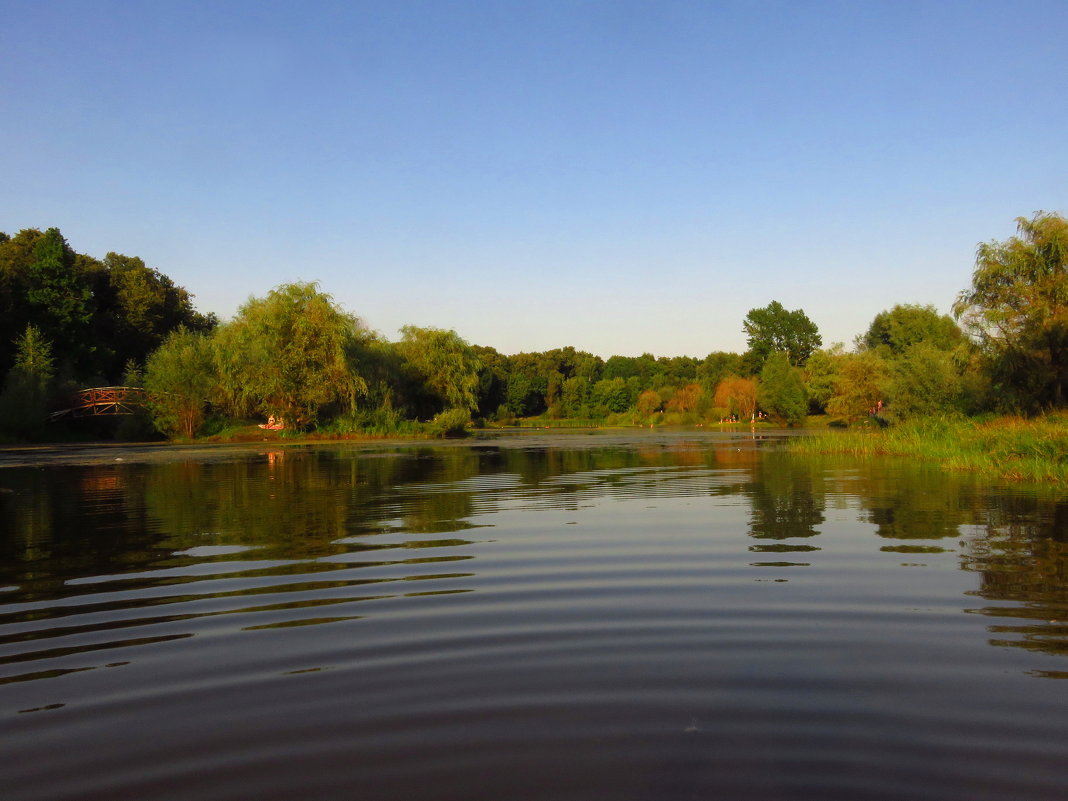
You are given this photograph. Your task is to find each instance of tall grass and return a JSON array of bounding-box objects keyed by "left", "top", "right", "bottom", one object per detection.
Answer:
[{"left": 788, "top": 414, "right": 1068, "bottom": 485}]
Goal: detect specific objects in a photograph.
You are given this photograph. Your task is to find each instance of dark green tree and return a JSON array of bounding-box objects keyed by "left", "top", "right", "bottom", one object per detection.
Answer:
[
  {"left": 396, "top": 326, "right": 481, "bottom": 416},
  {"left": 591, "top": 377, "right": 632, "bottom": 414},
  {"left": 473, "top": 345, "right": 510, "bottom": 419},
  {"left": 862, "top": 304, "right": 962, "bottom": 355},
  {"left": 0, "top": 229, "right": 43, "bottom": 376},
  {"left": 26, "top": 228, "right": 95, "bottom": 375},
  {"left": 0, "top": 325, "right": 56, "bottom": 439},
  {"left": 887, "top": 342, "right": 962, "bottom": 419},
  {"left": 743, "top": 301, "right": 822, "bottom": 368},
  {"left": 758, "top": 351, "right": 807, "bottom": 425},
  {"left": 95, "top": 252, "right": 216, "bottom": 375},
  {"left": 803, "top": 346, "right": 845, "bottom": 414}
]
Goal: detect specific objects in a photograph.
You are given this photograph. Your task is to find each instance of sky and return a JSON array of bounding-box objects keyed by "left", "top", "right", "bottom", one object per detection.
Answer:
[{"left": 2, "top": 0, "right": 1065, "bottom": 359}]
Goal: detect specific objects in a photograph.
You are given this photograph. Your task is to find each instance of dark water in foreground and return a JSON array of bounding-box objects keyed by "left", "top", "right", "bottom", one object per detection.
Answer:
[{"left": 1, "top": 431, "right": 1067, "bottom": 800}]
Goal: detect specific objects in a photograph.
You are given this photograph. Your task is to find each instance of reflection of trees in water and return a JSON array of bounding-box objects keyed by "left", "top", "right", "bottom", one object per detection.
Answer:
[
  {"left": 0, "top": 465, "right": 163, "bottom": 603},
  {"left": 5, "top": 441, "right": 1067, "bottom": 669},
  {"left": 808, "top": 457, "right": 1068, "bottom": 665},
  {"left": 0, "top": 440, "right": 768, "bottom": 600},
  {"left": 853, "top": 465, "right": 979, "bottom": 541},
  {"left": 959, "top": 494, "right": 1068, "bottom": 662},
  {"left": 746, "top": 451, "right": 824, "bottom": 541}
]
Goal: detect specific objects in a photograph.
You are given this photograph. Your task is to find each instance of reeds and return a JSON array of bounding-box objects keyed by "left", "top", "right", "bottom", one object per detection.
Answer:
[{"left": 789, "top": 414, "right": 1068, "bottom": 485}]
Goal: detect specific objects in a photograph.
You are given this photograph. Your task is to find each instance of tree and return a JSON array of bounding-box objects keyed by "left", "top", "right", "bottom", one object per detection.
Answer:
[
  {"left": 396, "top": 326, "right": 481, "bottom": 415},
  {"left": 144, "top": 327, "right": 216, "bottom": 438},
  {"left": 713, "top": 376, "right": 758, "bottom": 420},
  {"left": 743, "top": 301, "right": 822, "bottom": 368},
  {"left": 636, "top": 388, "right": 661, "bottom": 417},
  {"left": 826, "top": 352, "right": 888, "bottom": 423},
  {"left": 803, "top": 345, "right": 845, "bottom": 414},
  {"left": 0, "top": 325, "right": 57, "bottom": 438},
  {"left": 698, "top": 351, "right": 743, "bottom": 393},
  {"left": 473, "top": 345, "right": 509, "bottom": 419},
  {"left": 759, "top": 352, "right": 807, "bottom": 425},
  {"left": 0, "top": 229, "right": 42, "bottom": 377},
  {"left": 862, "top": 304, "right": 962, "bottom": 355},
  {"left": 215, "top": 282, "right": 367, "bottom": 427},
  {"left": 561, "top": 376, "right": 592, "bottom": 418},
  {"left": 665, "top": 383, "right": 703, "bottom": 414},
  {"left": 591, "top": 377, "right": 631, "bottom": 414},
  {"left": 98, "top": 252, "right": 216, "bottom": 373},
  {"left": 887, "top": 342, "right": 962, "bottom": 419},
  {"left": 25, "top": 228, "right": 95, "bottom": 374},
  {"left": 953, "top": 211, "right": 1068, "bottom": 408},
  {"left": 0, "top": 227, "right": 212, "bottom": 384}
]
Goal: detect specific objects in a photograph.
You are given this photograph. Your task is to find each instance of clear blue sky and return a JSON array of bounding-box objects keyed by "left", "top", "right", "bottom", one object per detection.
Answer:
[{"left": 2, "top": 1, "right": 1065, "bottom": 358}]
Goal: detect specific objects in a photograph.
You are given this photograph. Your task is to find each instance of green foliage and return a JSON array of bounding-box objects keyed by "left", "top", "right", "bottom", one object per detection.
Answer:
[
  {"left": 803, "top": 346, "right": 845, "bottom": 414},
  {"left": 743, "top": 300, "right": 822, "bottom": 368},
  {"left": 426, "top": 407, "right": 471, "bottom": 438},
  {"left": 560, "top": 375, "right": 592, "bottom": 418},
  {"left": 592, "top": 377, "right": 632, "bottom": 414},
  {"left": 698, "top": 351, "right": 743, "bottom": 392},
  {"left": 887, "top": 342, "right": 963, "bottom": 420},
  {"left": 96, "top": 253, "right": 216, "bottom": 376},
  {"left": 0, "top": 325, "right": 56, "bottom": 439},
  {"left": 759, "top": 352, "right": 807, "bottom": 425},
  {"left": 114, "top": 359, "right": 157, "bottom": 440},
  {"left": 214, "top": 282, "right": 367, "bottom": 428},
  {"left": 0, "top": 227, "right": 211, "bottom": 384},
  {"left": 636, "top": 388, "right": 661, "bottom": 417},
  {"left": 144, "top": 327, "right": 216, "bottom": 438},
  {"left": 953, "top": 211, "right": 1068, "bottom": 409},
  {"left": 789, "top": 414, "right": 1068, "bottom": 485},
  {"left": 396, "top": 326, "right": 481, "bottom": 415},
  {"left": 506, "top": 371, "right": 543, "bottom": 417},
  {"left": 321, "top": 400, "right": 423, "bottom": 437},
  {"left": 826, "top": 352, "right": 889, "bottom": 423},
  {"left": 473, "top": 345, "right": 510, "bottom": 418},
  {"left": 862, "top": 304, "right": 962, "bottom": 355},
  {"left": 26, "top": 228, "right": 95, "bottom": 374}
]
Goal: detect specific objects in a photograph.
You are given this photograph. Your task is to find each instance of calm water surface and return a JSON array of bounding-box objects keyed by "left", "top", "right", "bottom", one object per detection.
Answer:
[{"left": 1, "top": 430, "right": 1067, "bottom": 800}]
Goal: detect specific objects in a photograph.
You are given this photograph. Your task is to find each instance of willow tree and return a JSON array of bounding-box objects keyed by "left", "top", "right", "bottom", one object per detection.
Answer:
[
  {"left": 953, "top": 211, "right": 1068, "bottom": 409},
  {"left": 144, "top": 327, "right": 216, "bottom": 438},
  {"left": 215, "top": 282, "right": 367, "bottom": 428},
  {"left": 395, "top": 326, "right": 480, "bottom": 416},
  {"left": 826, "top": 352, "right": 888, "bottom": 423}
]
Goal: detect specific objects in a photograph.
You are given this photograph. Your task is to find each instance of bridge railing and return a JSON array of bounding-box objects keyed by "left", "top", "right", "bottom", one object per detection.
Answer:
[{"left": 48, "top": 387, "right": 152, "bottom": 421}]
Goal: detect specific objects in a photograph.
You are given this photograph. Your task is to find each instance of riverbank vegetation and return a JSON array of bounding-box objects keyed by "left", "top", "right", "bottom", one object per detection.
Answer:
[
  {"left": 1, "top": 212, "right": 1065, "bottom": 446},
  {"left": 788, "top": 414, "right": 1068, "bottom": 485}
]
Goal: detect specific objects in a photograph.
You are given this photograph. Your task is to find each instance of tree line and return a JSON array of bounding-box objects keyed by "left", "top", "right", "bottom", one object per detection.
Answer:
[{"left": 1, "top": 211, "right": 1065, "bottom": 440}]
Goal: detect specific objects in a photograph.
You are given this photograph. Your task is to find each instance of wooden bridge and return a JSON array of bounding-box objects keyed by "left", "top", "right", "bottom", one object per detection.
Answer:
[{"left": 48, "top": 387, "right": 151, "bottom": 421}]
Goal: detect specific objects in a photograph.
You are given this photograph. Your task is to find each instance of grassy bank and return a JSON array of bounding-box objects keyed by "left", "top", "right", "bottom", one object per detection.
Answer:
[{"left": 788, "top": 414, "right": 1068, "bottom": 485}]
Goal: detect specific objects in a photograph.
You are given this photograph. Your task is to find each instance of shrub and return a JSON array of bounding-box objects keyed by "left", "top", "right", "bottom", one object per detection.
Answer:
[{"left": 427, "top": 408, "right": 470, "bottom": 438}]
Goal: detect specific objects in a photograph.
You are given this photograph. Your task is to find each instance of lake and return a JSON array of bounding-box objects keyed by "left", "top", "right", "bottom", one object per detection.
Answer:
[{"left": 1, "top": 430, "right": 1067, "bottom": 800}]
